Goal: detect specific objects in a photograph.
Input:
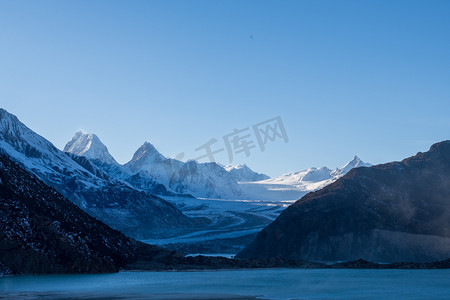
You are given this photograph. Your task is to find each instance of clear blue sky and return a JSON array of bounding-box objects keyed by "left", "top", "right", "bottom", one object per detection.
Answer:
[{"left": 1, "top": 0, "right": 449, "bottom": 176}]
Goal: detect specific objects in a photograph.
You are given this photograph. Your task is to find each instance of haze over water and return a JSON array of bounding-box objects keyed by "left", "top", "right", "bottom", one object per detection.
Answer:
[{"left": 2, "top": 269, "right": 450, "bottom": 300}]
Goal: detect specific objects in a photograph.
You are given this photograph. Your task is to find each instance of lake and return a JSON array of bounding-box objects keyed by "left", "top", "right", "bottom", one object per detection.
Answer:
[{"left": 1, "top": 268, "right": 450, "bottom": 299}]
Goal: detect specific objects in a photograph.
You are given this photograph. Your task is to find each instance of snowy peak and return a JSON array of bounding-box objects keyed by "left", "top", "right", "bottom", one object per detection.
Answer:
[
  {"left": 332, "top": 155, "right": 371, "bottom": 178},
  {"left": 125, "top": 142, "right": 166, "bottom": 172},
  {"left": 64, "top": 131, "right": 118, "bottom": 165},
  {"left": 259, "top": 156, "right": 371, "bottom": 186},
  {"left": 224, "top": 164, "right": 249, "bottom": 172},
  {"left": 240, "top": 156, "right": 373, "bottom": 201},
  {"left": 132, "top": 142, "right": 165, "bottom": 163},
  {"left": 0, "top": 108, "right": 32, "bottom": 143},
  {"left": 301, "top": 166, "right": 332, "bottom": 182},
  {"left": 0, "top": 108, "right": 24, "bottom": 144},
  {"left": 0, "top": 108, "right": 19, "bottom": 131},
  {"left": 344, "top": 155, "right": 367, "bottom": 169},
  {"left": 261, "top": 166, "right": 332, "bottom": 185},
  {"left": 0, "top": 109, "right": 108, "bottom": 193},
  {"left": 169, "top": 160, "right": 243, "bottom": 199},
  {"left": 0, "top": 108, "right": 61, "bottom": 159},
  {"left": 225, "top": 164, "right": 270, "bottom": 182}
]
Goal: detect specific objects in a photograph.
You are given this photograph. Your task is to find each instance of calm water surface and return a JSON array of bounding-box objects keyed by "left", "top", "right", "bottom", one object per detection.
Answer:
[{"left": 1, "top": 269, "right": 450, "bottom": 299}]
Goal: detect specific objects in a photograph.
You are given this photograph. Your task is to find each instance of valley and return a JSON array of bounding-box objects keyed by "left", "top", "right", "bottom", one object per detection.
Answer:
[{"left": 146, "top": 196, "right": 289, "bottom": 255}]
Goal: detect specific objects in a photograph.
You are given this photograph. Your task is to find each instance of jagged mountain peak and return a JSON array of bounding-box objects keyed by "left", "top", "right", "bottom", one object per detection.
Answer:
[
  {"left": 0, "top": 108, "right": 63, "bottom": 161},
  {"left": 0, "top": 109, "right": 22, "bottom": 139},
  {"left": 334, "top": 155, "right": 371, "bottom": 177},
  {"left": 64, "top": 131, "right": 118, "bottom": 165},
  {"left": 0, "top": 108, "right": 32, "bottom": 138},
  {"left": 0, "top": 108, "right": 18, "bottom": 121},
  {"left": 348, "top": 155, "right": 363, "bottom": 166},
  {"left": 124, "top": 142, "right": 167, "bottom": 174},
  {"left": 130, "top": 142, "right": 165, "bottom": 163}
]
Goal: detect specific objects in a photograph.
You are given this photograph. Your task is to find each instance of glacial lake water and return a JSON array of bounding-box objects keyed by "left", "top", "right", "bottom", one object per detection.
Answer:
[{"left": 1, "top": 269, "right": 450, "bottom": 300}]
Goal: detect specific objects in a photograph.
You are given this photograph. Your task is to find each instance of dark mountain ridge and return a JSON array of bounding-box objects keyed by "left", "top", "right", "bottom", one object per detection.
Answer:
[
  {"left": 0, "top": 153, "right": 183, "bottom": 274},
  {"left": 237, "top": 141, "right": 450, "bottom": 263}
]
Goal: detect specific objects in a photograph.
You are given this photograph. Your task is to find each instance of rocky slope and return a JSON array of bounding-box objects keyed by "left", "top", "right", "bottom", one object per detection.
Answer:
[
  {"left": 237, "top": 141, "right": 450, "bottom": 263},
  {"left": 0, "top": 153, "right": 182, "bottom": 274}
]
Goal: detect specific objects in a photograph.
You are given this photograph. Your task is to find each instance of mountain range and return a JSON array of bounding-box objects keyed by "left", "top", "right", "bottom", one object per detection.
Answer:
[
  {"left": 64, "top": 131, "right": 270, "bottom": 199},
  {"left": 63, "top": 131, "right": 370, "bottom": 201},
  {"left": 239, "top": 156, "right": 371, "bottom": 201},
  {"left": 0, "top": 109, "right": 196, "bottom": 239}
]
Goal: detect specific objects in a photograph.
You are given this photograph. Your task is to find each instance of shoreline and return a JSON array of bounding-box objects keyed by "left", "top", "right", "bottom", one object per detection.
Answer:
[{"left": 3, "top": 258, "right": 450, "bottom": 277}]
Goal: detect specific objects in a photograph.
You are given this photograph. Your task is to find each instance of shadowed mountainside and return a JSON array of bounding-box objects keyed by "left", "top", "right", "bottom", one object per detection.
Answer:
[
  {"left": 0, "top": 153, "right": 186, "bottom": 274},
  {"left": 238, "top": 141, "right": 450, "bottom": 263}
]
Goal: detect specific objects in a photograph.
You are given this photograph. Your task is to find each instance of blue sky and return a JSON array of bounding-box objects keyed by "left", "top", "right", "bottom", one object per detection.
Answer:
[{"left": 1, "top": 0, "right": 449, "bottom": 176}]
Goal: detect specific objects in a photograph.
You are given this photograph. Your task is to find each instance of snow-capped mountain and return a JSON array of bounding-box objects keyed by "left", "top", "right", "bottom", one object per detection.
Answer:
[
  {"left": 124, "top": 142, "right": 244, "bottom": 199},
  {"left": 0, "top": 108, "right": 195, "bottom": 239},
  {"left": 266, "top": 166, "right": 333, "bottom": 185},
  {"left": 127, "top": 142, "right": 166, "bottom": 168},
  {"left": 170, "top": 160, "right": 244, "bottom": 199},
  {"left": 64, "top": 132, "right": 245, "bottom": 199},
  {"left": 260, "top": 155, "right": 371, "bottom": 186},
  {"left": 0, "top": 109, "right": 100, "bottom": 188},
  {"left": 224, "top": 164, "right": 270, "bottom": 182},
  {"left": 63, "top": 129, "right": 370, "bottom": 201},
  {"left": 330, "top": 155, "right": 371, "bottom": 178},
  {"left": 239, "top": 156, "right": 371, "bottom": 201},
  {"left": 64, "top": 134, "right": 174, "bottom": 197},
  {"left": 64, "top": 131, "right": 118, "bottom": 165},
  {"left": 124, "top": 142, "right": 183, "bottom": 187}
]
